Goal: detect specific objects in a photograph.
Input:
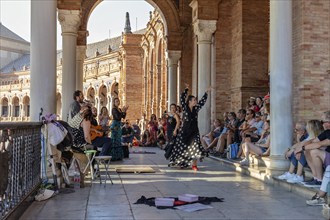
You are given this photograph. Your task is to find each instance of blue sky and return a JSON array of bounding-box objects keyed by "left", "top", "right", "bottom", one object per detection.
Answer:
[{"left": 0, "top": 0, "right": 154, "bottom": 49}]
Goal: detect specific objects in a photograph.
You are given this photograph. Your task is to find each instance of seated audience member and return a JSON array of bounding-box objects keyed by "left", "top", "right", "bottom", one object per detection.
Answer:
[
  {"left": 121, "top": 122, "right": 134, "bottom": 146},
  {"left": 69, "top": 104, "right": 111, "bottom": 156},
  {"left": 278, "top": 120, "right": 323, "bottom": 183},
  {"left": 294, "top": 110, "right": 330, "bottom": 191},
  {"left": 91, "top": 107, "right": 98, "bottom": 126},
  {"left": 256, "top": 97, "right": 264, "bottom": 112},
  {"left": 239, "top": 109, "right": 256, "bottom": 138},
  {"left": 260, "top": 94, "right": 270, "bottom": 115},
  {"left": 141, "top": 129, "right": 152, "bottom": 146},
  {"left": 246, "top": 97, "right": 259, "bottom": 113},
  {"left": 295, "top": 111, "right": 329, "bottom": 206},
  {"left": 202, "top": 119, "right": 222, "bottom": 151},
  {"left": 157, "top": 126, "right": 166, "bottom": 148},
  {"left": 214, "top": 112, "right": 238, "bottom": 156},
  {"left": 242, "top": 111, "right": 264, "bottom": 142},
  {"left": 132, "top": 119, "right": 141, "bottom": 140},
  {"left": 239, "top": 120, "right": 270, "bottom": 166}
]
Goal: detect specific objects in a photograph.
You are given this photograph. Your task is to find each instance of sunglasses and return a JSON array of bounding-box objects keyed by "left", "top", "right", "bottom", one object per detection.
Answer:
[{"left": 321, "top": 120, "right": 330, "bottom": 124}]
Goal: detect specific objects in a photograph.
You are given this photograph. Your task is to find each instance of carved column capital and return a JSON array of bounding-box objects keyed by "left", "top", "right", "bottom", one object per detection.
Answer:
[
  {"left": 166, "top": 50, "right": 181, "bottom": 66},
  {"left": 58, "top": 10, "right": 81, "bottom": 36},
  {"left": 193, "top": 19, "right": 217, "bottom": 43}
]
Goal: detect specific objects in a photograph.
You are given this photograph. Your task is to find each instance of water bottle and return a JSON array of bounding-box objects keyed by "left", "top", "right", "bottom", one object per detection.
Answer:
[{"left": 74, "top": 171, "right": 80, "bottom": 189}]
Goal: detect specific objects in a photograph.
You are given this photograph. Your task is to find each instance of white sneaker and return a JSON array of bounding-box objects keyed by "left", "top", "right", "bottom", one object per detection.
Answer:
[
  {"left": 239, "top": 158, "right": 249, "bottom": 166},
  {"left": 287, "top": 174, "right": 304, "bottom": 183},
  {"left": 277, "top": 172, "right": 294, "bottom": 180}
]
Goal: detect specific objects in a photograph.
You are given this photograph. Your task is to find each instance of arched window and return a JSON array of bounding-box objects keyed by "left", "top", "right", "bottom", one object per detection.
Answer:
[
  {"left": 23, "top": 96, "right": 30, "bottom": 117},
  {"left": 12, "top": 96, "right": 20, "bottom": 117},
  {"left": 1, "top": 97, "right": 9, "bottom": 117}
]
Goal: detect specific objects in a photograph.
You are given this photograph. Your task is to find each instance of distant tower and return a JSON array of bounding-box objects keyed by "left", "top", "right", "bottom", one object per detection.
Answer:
[{"left": 124, "top": 12, "right": 132, "bottom": 34}]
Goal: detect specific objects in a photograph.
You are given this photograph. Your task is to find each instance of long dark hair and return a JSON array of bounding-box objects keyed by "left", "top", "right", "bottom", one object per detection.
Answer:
[
  {"left": 186, "top": 95, "right": 195, "bottom": 107},
  {"left": 113, "top": 97, "right": 120, "bottom": 108},
  {"left": 82, "top": 106, "right": 93, "bottom": 122}
]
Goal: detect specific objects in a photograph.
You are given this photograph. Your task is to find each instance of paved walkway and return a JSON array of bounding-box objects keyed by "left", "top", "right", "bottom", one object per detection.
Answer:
[{"left": 21, "top": 147, "right": 323, "bottom": 220}]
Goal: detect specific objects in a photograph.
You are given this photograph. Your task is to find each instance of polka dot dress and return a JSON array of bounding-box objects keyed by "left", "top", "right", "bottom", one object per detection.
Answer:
[{"left": 168, "top": 88, "right": 208, "bottom": 168}]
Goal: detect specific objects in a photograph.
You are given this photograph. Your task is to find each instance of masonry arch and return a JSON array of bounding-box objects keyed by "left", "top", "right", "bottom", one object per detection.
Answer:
[
  {"left": 98, "top": 84, "right": 108, "bottom": 107},
  {"left": 74, "top": 0, "right": 182, "bottom": 49},
  {"left": 22, "top": 96, "right": 30, "bottom": 117},
  {"left": 12, "top": 96, "right": 20, "bottom": 117},
  {"left": 1, "top": 97, "right": 9, "bottom": 117},
  {"left": 86, "top": 86, "right": 96, "bottom": 105}
]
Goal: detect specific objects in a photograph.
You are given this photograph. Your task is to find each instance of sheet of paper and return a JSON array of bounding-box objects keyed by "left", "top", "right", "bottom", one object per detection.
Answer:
[{"left": 174, "top": 203, "right": 213, "bottom": 212}]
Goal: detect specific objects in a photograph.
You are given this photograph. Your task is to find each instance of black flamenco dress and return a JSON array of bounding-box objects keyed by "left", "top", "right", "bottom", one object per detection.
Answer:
[{"left": 168, "top": 88, "right": 208, "bottom": 167}]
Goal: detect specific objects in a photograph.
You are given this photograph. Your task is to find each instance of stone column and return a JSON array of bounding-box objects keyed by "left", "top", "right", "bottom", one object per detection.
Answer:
[
  {"left": 166, "top": 50, "right": 181, "bottom": 110},
  {"left": 30, "top": 0, "right": 57, "bottom": 121},
  {"left": 157, "top": 64, "right": 163, "bottom": 116},
  {"left": 76, "top": 45, "right": 86, "bottom": 91},
  {"left": 193, "top": 19, "right": 217, "bottom": 135},
  {"left": 58, "top": 10, "right": 81, "bottom": 121},
  {"left": 192, "top": 35, "right": 198, "bottom": 96},
  {"left": 211, "top": 36, "right": 216, "bottom": 123},
  {"left": 268, "top": 0, "right": 293, "bottom": 175}
]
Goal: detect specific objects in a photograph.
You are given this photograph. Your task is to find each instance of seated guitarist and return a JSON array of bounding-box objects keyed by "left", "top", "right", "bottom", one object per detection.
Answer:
[{"left": 69, "top": 104, "right": 111, "bottom": 156}]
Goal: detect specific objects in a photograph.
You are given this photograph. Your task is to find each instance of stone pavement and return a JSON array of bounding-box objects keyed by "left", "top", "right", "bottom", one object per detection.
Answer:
[{"left": 20, "top": 147, "right": 323, "bottom": 220}]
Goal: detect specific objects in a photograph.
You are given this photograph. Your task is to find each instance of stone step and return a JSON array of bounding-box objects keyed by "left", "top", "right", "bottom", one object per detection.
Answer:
[{"left": 209, "top": 155, "right": 318, "bottom": 199}]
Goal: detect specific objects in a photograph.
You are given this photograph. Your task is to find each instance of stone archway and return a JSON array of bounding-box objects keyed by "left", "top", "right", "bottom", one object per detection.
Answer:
[{"left": 71, "top": 0, "right": 183, "bottom": 49}]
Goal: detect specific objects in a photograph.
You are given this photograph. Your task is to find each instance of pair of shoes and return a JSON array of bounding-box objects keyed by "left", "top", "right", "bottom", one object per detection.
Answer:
[
  {"left": 192, "top": 165, "right": 199, "bottom": 171},
  {"left": 287, "top": 174, "right": 304, "bottom": 183},
  {"left": 239, "top": 158, "right": 249, "bottom": 166},
  {"left": 303, "top": 179, "right": 322, "bottom": 188},
  {"left": 277, "top": 172, "right": 295, "bottom": 180},
  {"left": 306, "top": 193, "right": 326, "bottom": 206}
]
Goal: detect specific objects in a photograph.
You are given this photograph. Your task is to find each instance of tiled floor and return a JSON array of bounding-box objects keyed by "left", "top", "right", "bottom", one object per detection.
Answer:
[{"left": 20, "top": 147, "right": 324, "bottom": 220}]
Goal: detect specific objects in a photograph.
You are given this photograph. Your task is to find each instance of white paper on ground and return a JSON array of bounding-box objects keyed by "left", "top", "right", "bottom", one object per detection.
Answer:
[{"left": 174, "top": 203, "right": 213, "bottom": 212}]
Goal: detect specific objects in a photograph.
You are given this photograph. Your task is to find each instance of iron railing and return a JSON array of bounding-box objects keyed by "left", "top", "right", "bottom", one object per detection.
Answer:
[{"left": 0, "top": 122, "right": 42, "bottom": 220}]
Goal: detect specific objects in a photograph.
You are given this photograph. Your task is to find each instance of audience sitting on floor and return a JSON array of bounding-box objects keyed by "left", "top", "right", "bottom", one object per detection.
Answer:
[
  {"left": 157, "top": 126, "right": 166, "bottom": 149},
  {"left": 241, "top": 111, "right": 264, "bottom": 142},
  {"left": 294, "top": 111, "right": 330, "bottom": 192},
  {"left": 121, "top": 121, "right": 134, "bottom": 147},
  {"left": 292, "top": 110, "right": 330, "bottom": 205},
  {"left": 213, "top": 112, "right": 238, "bottom": 156},
  {"left": 239, "top": 120, "right": 271, "bottom": 166},
  {"left": 132, "top": 119, "right": 141, "bottom": 141},
  {"left": 278, "top": 120, "right": 323, "bottom": 183},
  {"left": 202, "top": 119, "right": 223, "bottom": 152}
]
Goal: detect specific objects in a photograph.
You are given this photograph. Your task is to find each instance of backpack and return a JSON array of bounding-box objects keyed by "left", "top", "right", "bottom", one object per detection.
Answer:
[{"left": 227, "top": 143, "right": 239, "bottom": 159}]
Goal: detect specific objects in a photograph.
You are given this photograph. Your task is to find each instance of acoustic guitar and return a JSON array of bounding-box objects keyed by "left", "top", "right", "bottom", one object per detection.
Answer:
[{"left": 90, "top": 125, "right": 104, "bottom": 140}]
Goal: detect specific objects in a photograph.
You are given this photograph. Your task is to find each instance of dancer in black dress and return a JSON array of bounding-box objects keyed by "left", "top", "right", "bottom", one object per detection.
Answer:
[
  {"left": 166, "top": 103, "right": 181, "bottom": 142},
  {"left": 168, "top": 84, "right": 211, "bottom": 170}
]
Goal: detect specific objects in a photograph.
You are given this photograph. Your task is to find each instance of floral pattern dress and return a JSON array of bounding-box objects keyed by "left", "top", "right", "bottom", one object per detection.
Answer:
[{"left": 168, "top": 88, "right": 208, "bottom": 167}]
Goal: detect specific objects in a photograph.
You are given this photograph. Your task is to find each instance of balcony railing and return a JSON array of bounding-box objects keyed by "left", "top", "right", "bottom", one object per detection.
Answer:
[{"left": 0, "top": 122, "right": 42, "bottom": 219}]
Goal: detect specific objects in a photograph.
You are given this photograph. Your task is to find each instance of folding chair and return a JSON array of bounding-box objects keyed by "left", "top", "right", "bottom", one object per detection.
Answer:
[{"left": 93, "top": 155, "right": 113, "bottom": 186}]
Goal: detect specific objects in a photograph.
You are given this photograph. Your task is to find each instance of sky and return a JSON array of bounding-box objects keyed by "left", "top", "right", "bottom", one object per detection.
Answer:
[{"left": 0, "top": 0, "right": 154, "bottom": 49}]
